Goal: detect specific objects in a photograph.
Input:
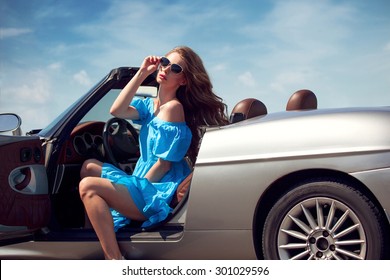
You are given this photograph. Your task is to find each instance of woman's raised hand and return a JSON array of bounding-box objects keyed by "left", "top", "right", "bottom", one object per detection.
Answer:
[{"left": 140, "top": 55, "right": 161, "bottom": 74}]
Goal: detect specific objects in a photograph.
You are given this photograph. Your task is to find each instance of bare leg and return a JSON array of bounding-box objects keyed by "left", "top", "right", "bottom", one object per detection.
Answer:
[
  {"left": 80, "top": 158, "right": 104, "bottom": 179},
  {"left": 79, "top": 176, "right": 146, "bottom": 259},
  {"left": 80, "top": 159, "right": 104, "bottom": 229}
]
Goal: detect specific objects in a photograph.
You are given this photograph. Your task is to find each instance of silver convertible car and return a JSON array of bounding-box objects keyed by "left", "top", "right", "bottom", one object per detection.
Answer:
[{"left": 0, "top": 67, "right": 389, "bottom": 260}]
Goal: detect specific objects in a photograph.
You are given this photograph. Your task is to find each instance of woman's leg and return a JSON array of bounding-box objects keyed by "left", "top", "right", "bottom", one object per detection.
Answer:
[
  {"left": 80, "top": 159, "right": 104, "bottom": 229},
  {"left": 79, "top": 176, "right": 146, "bottom": 259},
  {"left": 80, "top": 158, "right": 103, "bottom": 179}
]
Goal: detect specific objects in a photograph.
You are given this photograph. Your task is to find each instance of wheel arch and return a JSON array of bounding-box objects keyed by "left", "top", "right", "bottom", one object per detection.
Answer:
[{"left": 252, "top": 168, "right": 389, "bottom": 259}]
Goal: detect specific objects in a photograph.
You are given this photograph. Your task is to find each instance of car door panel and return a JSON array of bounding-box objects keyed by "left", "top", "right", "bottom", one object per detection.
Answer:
[{"left": 0, "top": 136, "right": 50, "bottom": 234}]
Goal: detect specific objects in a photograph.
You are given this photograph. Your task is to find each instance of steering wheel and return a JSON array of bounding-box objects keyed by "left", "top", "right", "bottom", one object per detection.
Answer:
[{"left": 103, "top": 117, "right": 139, "bottom": 168}]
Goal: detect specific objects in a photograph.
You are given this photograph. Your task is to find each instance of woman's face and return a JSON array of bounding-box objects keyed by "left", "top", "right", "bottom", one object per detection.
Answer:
[{"left": 157, "top": 52, "right": 186, "bottom": 88}]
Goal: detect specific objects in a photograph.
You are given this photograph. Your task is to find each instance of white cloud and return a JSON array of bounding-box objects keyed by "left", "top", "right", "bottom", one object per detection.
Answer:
[
  {"left": 264, "top": 0, "right": 354, "bottom": 44},
  {"left": 73, "top": 70, "right": 92, "bottom": 86},
  {"left": 269, "top": 71, "right": 308, "bottom": 94},
  {"left": 211, "top": 63, "right": 227, "bottom": 72},
  {"left": 384, "top": 42, "right": 390, "bottom": 51},
  {"left": 238, "top": 71, "right": 256, "bottom": 87},
  {"left": 239, "top": 0, "right": 357, "bottom": 69},
  {"left": 0, "top": 69, "right": 53, "bottom": 131},
  {"left": 0, "top": 65, "right": 81, "bottom": 132},
  {"left": 48, "top": 62, "right": 62, "bottom": 71},
  {"left": 3, "top": 72, "right": 51, "bottom": 105},
  {"left": 0, "top": 28, "right": 33, "bottom": 39}
]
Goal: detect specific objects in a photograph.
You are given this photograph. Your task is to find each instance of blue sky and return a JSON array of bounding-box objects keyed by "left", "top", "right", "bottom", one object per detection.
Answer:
[{"left": 1, "top": 0, "right": 389, "bottom": 132}]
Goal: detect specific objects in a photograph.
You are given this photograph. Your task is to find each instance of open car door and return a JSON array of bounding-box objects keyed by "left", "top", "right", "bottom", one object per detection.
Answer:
[{"left": 0, "top": 135, "right": 50, "bottom": 243}]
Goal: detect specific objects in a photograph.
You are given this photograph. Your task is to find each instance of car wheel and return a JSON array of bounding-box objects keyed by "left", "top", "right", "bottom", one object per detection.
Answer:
[{"left": 262, "top": 179, "right": 387, "bottom": 260}]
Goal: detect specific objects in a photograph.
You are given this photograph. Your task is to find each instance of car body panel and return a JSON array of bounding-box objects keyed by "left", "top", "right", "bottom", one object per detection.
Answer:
[
  {"left": 197, "top": 108, "right": 390, "bottom": 168},
  {"left": 351, "top": 167, "right": 390, "bottom": 222},
  {"left": 0, "top": 229, "right": 257, "bottom": 260},
  {"left": 187, "top": 107, "right": 390, "bottom": 231}
]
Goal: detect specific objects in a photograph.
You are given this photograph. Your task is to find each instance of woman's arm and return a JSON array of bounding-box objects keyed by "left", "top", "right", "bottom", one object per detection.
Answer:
[
  {"left": 144, "top": 158, "right": 172, "bottom": 183},
  {"left": 110, "top": 56, "right": 160, "bottom": 119}
]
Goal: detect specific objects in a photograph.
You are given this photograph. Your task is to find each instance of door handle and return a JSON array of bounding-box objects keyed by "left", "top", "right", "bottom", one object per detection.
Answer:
[{"left": 15, "top": 167, "right": 32, "bottom": 191}]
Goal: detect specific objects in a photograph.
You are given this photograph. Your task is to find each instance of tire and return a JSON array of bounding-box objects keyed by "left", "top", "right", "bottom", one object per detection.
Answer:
[{"left": 262, "top": 179, "right": 387, "bottom": 260}]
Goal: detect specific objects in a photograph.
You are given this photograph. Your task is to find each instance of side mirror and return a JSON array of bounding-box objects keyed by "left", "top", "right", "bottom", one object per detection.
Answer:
[{"left": 0, "top": 113, "right": 22, "bottom": 134}]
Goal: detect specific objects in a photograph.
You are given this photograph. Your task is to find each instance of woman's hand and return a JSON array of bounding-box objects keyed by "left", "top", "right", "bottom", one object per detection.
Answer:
[
  {"left": 110, "top": 56, "right": 159, "bottom": 118},
  {"left": 140, "top": 55, "right": 161, "bottom": 75},
  {"left": 144, "top": 158, "right": 171, "bottom": 183}
]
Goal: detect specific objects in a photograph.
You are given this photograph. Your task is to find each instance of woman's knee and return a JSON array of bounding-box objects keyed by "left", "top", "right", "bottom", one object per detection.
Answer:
[
  {"left": 79, "top": 177, "right": 96, "bottom": 200},
  {"left": 80, "top": 159, "right": 102, "bottom": 179}
]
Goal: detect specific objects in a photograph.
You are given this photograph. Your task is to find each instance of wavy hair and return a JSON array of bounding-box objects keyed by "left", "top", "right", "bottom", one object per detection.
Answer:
[{"left": 166, "top": 46, "right": 229, "bottom": 163}]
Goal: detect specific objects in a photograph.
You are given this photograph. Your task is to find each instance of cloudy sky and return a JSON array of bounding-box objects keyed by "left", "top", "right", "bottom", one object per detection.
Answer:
[{"left": 1, "top": 0, "right": 389, "bottom": 132}]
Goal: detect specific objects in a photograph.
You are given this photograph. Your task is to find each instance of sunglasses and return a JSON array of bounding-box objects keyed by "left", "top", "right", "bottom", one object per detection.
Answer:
[{"left": 160, "top": 57, "right": 183, "bottom": 74}]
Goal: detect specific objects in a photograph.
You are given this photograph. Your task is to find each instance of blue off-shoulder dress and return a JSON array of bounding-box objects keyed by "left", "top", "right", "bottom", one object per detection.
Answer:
[{"left": 101, "top": 97, "right": 192, "bottom": 230}]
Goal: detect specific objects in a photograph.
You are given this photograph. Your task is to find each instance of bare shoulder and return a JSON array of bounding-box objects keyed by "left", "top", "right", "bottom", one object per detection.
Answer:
[{"left": 158, "top": 99, "right": 185, "bottom": 123}]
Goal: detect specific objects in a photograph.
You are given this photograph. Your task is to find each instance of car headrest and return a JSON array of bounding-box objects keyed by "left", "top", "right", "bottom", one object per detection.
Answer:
[
  {"left": 230, "top": 98, "right": 267, "bottom": 123},
  {"left": 286, "top": 89, "right": 317, "bottom": 111}
]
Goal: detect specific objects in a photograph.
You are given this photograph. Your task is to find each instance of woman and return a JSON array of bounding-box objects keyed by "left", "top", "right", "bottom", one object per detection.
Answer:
[{"left": 79, "top": 46, "right": 229, "bottom": 259}]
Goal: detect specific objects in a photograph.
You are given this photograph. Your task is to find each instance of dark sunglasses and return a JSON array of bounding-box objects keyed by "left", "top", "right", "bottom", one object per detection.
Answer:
[{"left": 160, "top": 57, "right": 183, "bottom": 74}]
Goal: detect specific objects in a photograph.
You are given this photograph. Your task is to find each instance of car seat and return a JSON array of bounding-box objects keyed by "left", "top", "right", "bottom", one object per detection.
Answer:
[
  {"left": 229, "top": 98, "right": 268, "bottom": 123},
  {"left": 286, "top": 89, "right": 317, "bottom": 111}
]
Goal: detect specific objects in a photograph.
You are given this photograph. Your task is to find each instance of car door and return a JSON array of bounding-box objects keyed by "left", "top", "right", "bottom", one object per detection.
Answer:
[{"left": 0, "top": 135, "right": 50, "bottom": 242}]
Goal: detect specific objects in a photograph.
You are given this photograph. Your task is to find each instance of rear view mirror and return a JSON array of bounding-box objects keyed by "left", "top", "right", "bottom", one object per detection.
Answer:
[{"left": 0, "top": 113, "right": 22, "bottom": 134}]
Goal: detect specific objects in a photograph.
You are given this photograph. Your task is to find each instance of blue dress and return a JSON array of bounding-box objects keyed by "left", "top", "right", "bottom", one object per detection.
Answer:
[{"left": 101, "top": 97, "right": 192, "bottom": 230}]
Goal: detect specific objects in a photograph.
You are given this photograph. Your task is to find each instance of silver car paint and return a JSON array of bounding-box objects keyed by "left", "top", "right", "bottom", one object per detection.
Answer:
[{"left": 187, "top": 107, "right": 390, "bottom": 231}]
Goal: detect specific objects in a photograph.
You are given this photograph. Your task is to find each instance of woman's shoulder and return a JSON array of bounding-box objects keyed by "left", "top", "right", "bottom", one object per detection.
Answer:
[{"left": 158, "top": 99, "right": 185, "bottom": 123}]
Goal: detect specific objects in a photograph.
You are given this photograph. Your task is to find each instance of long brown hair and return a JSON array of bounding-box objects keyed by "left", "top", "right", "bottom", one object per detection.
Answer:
[{"left": 166, "top": 46, "right": 229, "bottom": 163}]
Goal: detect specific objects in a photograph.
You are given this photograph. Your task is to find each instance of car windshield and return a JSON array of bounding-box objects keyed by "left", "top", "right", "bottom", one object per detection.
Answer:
[
  {"left": 38, "top": 95, "right": 82, "bottom": 136},
  {"left": 38, "top": 80, "right": 157, "bottom": 137},
  {"left": 38, "top": 76, "right": 108, "bottom": 137}
]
